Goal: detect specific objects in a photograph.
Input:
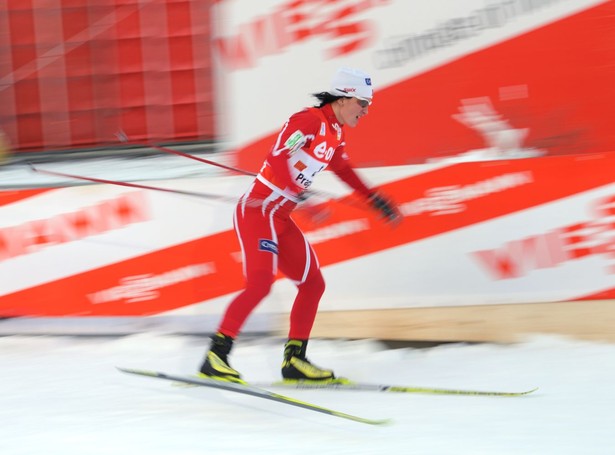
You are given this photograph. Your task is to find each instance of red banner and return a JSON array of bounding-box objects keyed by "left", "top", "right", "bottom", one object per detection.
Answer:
[
  {"left": 0, "top": 0, "right": 214, "bottom": 152},
  {"left": 234, "top": 1, "right": 615, "bottom": 171}
]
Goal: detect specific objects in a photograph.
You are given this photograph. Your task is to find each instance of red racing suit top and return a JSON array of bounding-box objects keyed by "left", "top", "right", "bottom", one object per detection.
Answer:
[{"left": 256, "top": 103, "right": 372, "bottom": 205}]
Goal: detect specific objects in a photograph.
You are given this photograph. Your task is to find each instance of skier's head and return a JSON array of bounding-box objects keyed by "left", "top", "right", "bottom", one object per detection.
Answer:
[
  {"left": 328, "top": 67, "right": 373, "bottom": 105},
  {"left": 312, "top": 67, "right": 373, "bottom": 128}
]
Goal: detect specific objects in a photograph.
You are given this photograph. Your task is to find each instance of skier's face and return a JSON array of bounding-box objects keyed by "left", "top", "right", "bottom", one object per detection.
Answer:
[{"left": 336, "top": 97, "right": 371, "bottom": 128}]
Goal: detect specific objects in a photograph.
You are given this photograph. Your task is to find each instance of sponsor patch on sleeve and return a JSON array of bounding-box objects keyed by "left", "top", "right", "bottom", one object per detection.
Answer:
[{"left": 285, "top": 130, "right": 307, "bottom": 154}]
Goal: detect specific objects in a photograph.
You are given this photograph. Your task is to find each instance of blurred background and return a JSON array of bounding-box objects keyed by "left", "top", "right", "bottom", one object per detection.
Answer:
[
  {"left": 0, "top": 0, "right": 214, "bottom": 153},
  {"left": 0, "top": 0, "right": 614, "bottom": 341}
]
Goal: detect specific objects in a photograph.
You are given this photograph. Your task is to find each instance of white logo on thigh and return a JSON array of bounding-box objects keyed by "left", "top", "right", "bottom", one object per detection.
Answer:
[{"left": 259, "top": 239, "right": 278, "bottom": 254}]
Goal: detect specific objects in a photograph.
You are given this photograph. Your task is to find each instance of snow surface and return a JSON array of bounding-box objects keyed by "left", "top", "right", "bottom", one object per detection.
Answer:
[{"left": 1, "top": 333, "right": 614, "bottom": 455}]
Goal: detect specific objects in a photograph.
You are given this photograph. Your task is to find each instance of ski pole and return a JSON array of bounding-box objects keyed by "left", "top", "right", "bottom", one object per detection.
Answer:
[
  {"left": 151, "top": 144, "right": 257, "bottom": 177},
  {"left": 28, "top": 163, "right": 239, "bottom": 203},
  {"left": 150, "top": 143, "right": 369, "bottom": 209}
]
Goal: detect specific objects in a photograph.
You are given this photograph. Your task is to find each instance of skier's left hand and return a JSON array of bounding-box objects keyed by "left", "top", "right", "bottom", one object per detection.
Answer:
[{"left": 368, "top": 191, "right": 402, "bottom": 225}]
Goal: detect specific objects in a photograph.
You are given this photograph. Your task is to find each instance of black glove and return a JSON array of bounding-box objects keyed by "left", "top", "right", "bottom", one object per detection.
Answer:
[{"left": 368, "top": 192, "right": 401, "bottom": 225}]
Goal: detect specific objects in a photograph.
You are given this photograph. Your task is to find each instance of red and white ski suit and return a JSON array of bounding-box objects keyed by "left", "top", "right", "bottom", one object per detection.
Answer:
[{"left": 217, "top": 103, "right": 373, "bottom": 339}]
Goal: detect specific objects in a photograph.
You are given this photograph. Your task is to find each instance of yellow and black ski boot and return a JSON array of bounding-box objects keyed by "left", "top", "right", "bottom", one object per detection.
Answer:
[
  {"left": 281, "top": 339, "right": 336, "bottom": 383},
  {"left": 199, "top": 332, "right": 245, "bottom": 384}
]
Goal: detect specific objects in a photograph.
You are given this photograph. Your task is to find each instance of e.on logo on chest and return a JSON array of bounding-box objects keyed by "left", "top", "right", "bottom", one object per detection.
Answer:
[{"left": 313, "top": 141, "right": 334, "bottom": 161}]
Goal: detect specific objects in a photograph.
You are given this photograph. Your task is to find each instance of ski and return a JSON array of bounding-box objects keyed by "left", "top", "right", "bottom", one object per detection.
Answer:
[
  {"left": 117, "top": 367, "right": 390, "bottom": 426},
  {"left": 263, "top": 379, "right": 538, "bottom": 397}
]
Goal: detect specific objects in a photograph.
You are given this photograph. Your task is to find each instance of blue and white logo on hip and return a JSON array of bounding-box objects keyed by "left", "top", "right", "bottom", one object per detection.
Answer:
[{"left": 259, "top": 239, "right": 279, "bottom": 255}]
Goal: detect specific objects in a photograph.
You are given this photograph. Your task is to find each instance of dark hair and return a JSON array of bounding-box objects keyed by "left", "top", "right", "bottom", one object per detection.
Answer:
[{"left": 312, "top": 91, "right": 345, "bottom": 108}]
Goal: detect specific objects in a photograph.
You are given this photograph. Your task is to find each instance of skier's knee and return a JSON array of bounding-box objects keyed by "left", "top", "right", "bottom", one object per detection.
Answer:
[
  {"left": 300, "top": 272, "right": 325, "bottom": 297},
  {"left": 245, "top": 271, "right": 275, "bottom": 301}
]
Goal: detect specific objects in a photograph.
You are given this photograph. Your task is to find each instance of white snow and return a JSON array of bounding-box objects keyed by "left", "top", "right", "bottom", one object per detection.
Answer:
[
  {"left": 1, "top": 333, "right": 614, "bottom": 455},
  {"left": 2, "top": 152, "right": 614, "bottom": 453}
]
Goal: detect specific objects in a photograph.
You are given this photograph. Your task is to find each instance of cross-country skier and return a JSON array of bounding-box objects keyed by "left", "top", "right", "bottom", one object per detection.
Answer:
[{"left": 199, "top": 67, "right": 401, "bottom": 384}]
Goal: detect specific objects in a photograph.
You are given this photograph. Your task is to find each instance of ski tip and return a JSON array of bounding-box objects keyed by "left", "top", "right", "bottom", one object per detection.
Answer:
[
  {"left": 339, "top": 414, "right": 392, "bottom": 426},
  {"left": 486, "top": 386, "right": 539, "bottom": 397},
  {"left": 370, "top": 418, "right": 394, "bottom": 426},
  {"left": 116, "top": 366, "right": 135, "bottom": 373}
]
